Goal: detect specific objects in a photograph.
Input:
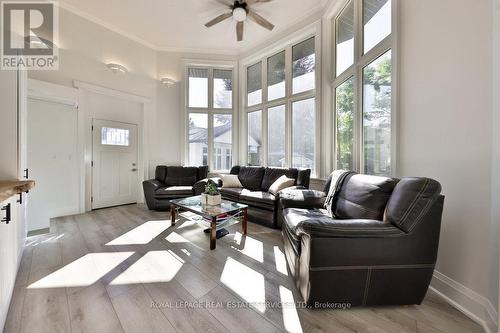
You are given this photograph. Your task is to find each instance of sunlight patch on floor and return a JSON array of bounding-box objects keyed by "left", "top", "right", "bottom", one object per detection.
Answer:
[
  {"left": 232, "top": 232, "right": 264, "bottom": 263},
  {"left": 220, "top": 257, "right": 266, "bottom": 313},
  {"left": 165, "top": 231, "right": 191, "bottom": 243},
  {"left": 274, "top": 246, "right": 288, "bottom": 276},
  {"left": 109, "top": 250, "right": 184, "bottom": 285},
  {"left": 106, "top": 220, "right": 169, "bottom": 245},
  {"left": 28, "top": 252, "right": 134, "bottom": 289},
  {"left": 279, "top": 285, "right": 304, "bottom": 333}
]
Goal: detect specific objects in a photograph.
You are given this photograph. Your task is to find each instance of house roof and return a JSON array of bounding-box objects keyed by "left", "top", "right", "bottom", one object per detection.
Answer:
[{"left": 189, "top": 121, "right": 233, "bottom": 143}]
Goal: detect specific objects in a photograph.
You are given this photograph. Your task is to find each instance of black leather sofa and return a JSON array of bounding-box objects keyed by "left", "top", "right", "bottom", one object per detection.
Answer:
[
  {"left": 279, "top": 172, "right": 444, "bottom": 307},
  {"left": 143, "top": 166, "right": 209, "bottom": 211},
  {"left": 219, "top": 166, "right": 311, "bottom": 229}
]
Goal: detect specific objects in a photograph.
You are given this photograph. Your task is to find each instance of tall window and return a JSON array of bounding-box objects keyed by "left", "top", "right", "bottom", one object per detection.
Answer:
[
  {"left": 334, "top": 0, "right": 393, "bottom": 176},
  {"left": 245, "top": 37, "right": 317, "bottom": 173},
  {"left": 187, "top": 66, "right": 234, "bottom": 171}
]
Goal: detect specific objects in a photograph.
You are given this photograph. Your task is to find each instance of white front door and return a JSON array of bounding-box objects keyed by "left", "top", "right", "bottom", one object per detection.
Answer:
[{"left": 92, "top": 119, "right": 138, "bottom": 209}]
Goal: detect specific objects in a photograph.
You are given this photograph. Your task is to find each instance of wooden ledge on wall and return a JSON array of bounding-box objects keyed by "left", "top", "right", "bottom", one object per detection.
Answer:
[{"left": 0, "top": 180, "right": 35, "bottom": 202}]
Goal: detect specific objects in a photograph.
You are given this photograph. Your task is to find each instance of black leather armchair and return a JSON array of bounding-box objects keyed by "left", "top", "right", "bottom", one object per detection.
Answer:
[
  {"left": 279, "top": 173, "right": 444, "bottom": 307},
  {"left": 143, "top": 165, "right": 209, "bottom": 210}
]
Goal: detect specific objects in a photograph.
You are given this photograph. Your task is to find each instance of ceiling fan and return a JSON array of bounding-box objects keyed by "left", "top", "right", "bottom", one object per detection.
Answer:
[{"left": 205, "top": 0, "right": 275, "bottom": 42}]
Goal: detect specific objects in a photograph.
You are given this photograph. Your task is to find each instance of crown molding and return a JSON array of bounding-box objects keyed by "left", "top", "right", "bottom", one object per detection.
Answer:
[{"left": 58, "top": 0, "right": 334, "bottom": 57}]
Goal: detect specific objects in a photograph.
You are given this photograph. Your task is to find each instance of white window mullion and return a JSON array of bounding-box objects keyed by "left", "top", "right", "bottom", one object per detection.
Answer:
[
  {"left": 262, "top": 57, "right": 269, "bottom": 166},
  {"left": 285, "top": 45, "right": 293, "bottom": 168}
]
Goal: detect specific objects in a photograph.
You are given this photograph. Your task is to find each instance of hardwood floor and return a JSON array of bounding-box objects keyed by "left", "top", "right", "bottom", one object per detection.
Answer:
[{"left": 4, "top": 204, "right": 484, "bottom": 333}]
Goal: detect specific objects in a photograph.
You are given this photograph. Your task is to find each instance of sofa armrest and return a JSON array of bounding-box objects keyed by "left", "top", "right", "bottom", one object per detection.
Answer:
[
  {"left": 279, "top": 189, "right": 326, "bottom": 209},
  {"left": 193, "top": 177, "right": 223, "bottom": 195},
  {"left": 142, "top": 179, "right": 165, "bottom": 210},
  {"left": 296, "top": 218, "right": 405, "bottom": 238}
]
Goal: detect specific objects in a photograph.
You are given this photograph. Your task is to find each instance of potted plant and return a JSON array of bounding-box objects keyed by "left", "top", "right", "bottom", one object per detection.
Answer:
[{"left": 202, "top": 179, "right": 221, "bottom": 206}]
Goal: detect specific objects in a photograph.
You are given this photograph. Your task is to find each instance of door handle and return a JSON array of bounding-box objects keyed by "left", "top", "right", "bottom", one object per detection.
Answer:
[{"left": 1, "top": 203, "right": 11, "bottom": 224}]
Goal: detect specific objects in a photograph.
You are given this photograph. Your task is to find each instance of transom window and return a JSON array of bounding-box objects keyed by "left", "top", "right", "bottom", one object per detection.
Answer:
[
  {"left": 245, "top": 37, "right": 317, "bottom": 173},
  {"left": 101, "top": 127, "right": 129, "bottom": 146},
  {"left": 187, "top": 66, "right": 234, "bottom": 171},
  {"left": 334, "top": 0, "right": 394, "bottom": 176}
]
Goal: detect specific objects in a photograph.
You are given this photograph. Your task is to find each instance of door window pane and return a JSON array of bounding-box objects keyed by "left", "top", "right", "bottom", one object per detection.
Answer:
[
  {"left": 247, "top": 111, "right": 262, "bottom": 166},
  {"left": 336, "top": 1, "right": 355, "bottom": 76},
  {"left": 214, "top": 69, "right": 233, "bottom": 109},
  {"left": 292, "top": 98, "right": 315, "bottom": 170},
  {"left": 213, "top": 114, "right": 232, "bottom": 170},
  {"left": 268, "top": 105, "right": 286, "bottom": 167},
  {"left": 292, "top": 38, "right": 315, "bottom": 94},
  {"left": 188, "top": 113, "right": 208, "bottom": 166},
  {"left": 267, "top": 51, "right": 286, "bottom": 101},
  {"left": 101, "top": 127, "right": 129, "bottom": 146},
  {"left": 363, "top": 50, "right": 391, "bottom": 176},
  {"left": 188, "top": 68, "right": 208, "bottom": 108},
  {"left": 364, "top": 0, "right": 391, "bottom": 54},
  {"left": 247, "top": 62, "right": 262, "bottom": 106},
  {"left": 335, "top": 78, "right": 354, "bottom": 170}
]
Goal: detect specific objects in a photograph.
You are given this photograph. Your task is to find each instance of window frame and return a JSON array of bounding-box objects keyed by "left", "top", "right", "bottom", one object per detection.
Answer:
[
  {"left": 240, "top": 23, "right": 322, "bottom": 176},
  {"left": 184, "top": 62, "right": 237, "bottom": 172},
  {"left": 332, "top": 0, "right": 398, "bottom": 176}
]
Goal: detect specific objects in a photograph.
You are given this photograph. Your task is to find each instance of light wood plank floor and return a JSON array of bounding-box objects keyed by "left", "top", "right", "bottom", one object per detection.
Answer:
[{"left": 5, "top": 204, "right": 484, "bottom": 333}]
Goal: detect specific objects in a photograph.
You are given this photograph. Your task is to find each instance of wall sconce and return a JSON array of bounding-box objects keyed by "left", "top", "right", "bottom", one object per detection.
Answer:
[
  {"left": 160, "top": 78, "right": 176, "bottom": 86},
  {"left": 106, "top": 63, "right": 128, "bottom": 74}
]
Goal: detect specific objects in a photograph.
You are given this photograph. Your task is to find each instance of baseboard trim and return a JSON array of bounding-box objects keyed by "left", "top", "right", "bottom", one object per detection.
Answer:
[{"left": 430, "top": 270, "right": 498, "bottom": 333}]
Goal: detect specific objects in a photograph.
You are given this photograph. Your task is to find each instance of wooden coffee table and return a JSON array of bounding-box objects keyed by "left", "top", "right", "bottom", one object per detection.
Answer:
[{"left": 169, "top": 196, "right": 248, "bottom": 250}]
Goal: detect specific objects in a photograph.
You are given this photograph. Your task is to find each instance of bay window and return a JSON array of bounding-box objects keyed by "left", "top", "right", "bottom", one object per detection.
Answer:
[
  {"left": 333, "top": 0, "right": 394, "bottom": 176},
  {"left": 187, "top": 66, "right": 234, "bottom": 171},
  {"left": 245, "top": 36, "right": 317, "bottom": 173}
]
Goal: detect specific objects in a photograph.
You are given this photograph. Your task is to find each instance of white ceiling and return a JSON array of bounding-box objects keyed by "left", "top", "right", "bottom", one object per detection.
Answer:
[{"left": 58, "top": 0, "right": 328, "bottom": 55}]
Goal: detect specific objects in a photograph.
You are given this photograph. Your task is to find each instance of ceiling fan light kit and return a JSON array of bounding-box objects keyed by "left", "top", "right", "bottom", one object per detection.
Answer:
[{"left": 205, "top": 0, "right": 275, "bottom": 42}]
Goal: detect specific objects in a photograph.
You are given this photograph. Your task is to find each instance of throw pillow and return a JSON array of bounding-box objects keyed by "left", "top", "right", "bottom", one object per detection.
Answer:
[
  {"left": 221, "top": 174, "right": 243, "bottom": 188},
  {"left": 269, "top": 175, "right": 295, "bottom": 195}
]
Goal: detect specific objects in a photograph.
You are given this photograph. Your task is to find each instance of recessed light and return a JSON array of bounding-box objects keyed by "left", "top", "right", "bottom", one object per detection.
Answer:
[
  {"left": 106, "top": 63, "right": 128, "bottom": 74},
  {"left": 160, "top": 78, "right": 176, "bottom": 86}
]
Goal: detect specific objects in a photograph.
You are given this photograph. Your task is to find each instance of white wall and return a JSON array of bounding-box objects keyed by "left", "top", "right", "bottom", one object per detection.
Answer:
[{"left": 398, "top": 0, "right": 497, "bottom": 331}]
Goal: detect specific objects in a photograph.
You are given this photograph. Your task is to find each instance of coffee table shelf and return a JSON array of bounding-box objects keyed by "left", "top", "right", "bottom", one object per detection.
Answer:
[{"left": 169, "top": 195, "right": 248, "bottom": 250}]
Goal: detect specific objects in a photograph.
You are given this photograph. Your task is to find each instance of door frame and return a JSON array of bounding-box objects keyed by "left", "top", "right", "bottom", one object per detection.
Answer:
[
  {"left": 74, "top": 80, "right": 152, "bottom": 212},
  {"left": 91, "top": 118, "right": 139, "bottom": 209}
]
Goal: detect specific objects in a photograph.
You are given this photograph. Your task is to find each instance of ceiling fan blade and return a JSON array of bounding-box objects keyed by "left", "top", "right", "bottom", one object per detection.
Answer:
[
  {"left": 247, "top": 11, "right": 274, "bottom": 31},
  {"left": 205, "top": 12, "right": 233, "bottom": 28},
  {"left": 236, "top": 21, "right": 244, "bottom": 41},
  {"left": 245, "top": 0, "right": 272, "bottom": 4}
]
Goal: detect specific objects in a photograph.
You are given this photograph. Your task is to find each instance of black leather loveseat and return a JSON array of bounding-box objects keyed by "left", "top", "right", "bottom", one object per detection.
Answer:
[
  {"left": 219, "top": 166, "right": 311, "bottom": 229},
  {"left": 143, "top": 165, "right": 209, "bottom": 211},
  {"left": 279, "top": 172, "right": 444, "bottom": 307}
]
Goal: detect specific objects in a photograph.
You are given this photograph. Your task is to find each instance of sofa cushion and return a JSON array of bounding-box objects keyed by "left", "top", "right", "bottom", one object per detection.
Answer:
[
  {"left": 269, "top": 175, "right": 295, "bottom": 195},
  {"left": 221, "top": 174, "right": 243, "bottom": 188},
  {"left": 220, "top": 188, "right": 244, "bottom": 200},
  {"left": 239, "top": 189, "right": 276, "bottom": 210},
  {"left": 155, "top": 166, "right": 168, "bottom": 183},
  {"left": 283, "top": 208, "right": 403, "bottom": 238},
  {"left": 334, "top": 174, "right": 398, "bottom": 220},
  {"left": 165, "top": 166, "right": 198, "bottom": 186},
  {"left": 198, "top": 166, "right": 209, "bottom": 180},
  {"left": 384, "top": 177, "right": 442, "bottom": 233},
  {"left": 155, "top": 186, "right": 193, "bottom": 198},
  {"left": 261, "top": 168, "right": 299, "bottom": 191},
  {"left": 238, "top": 166, "right": 265, "bottom": 191}
]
